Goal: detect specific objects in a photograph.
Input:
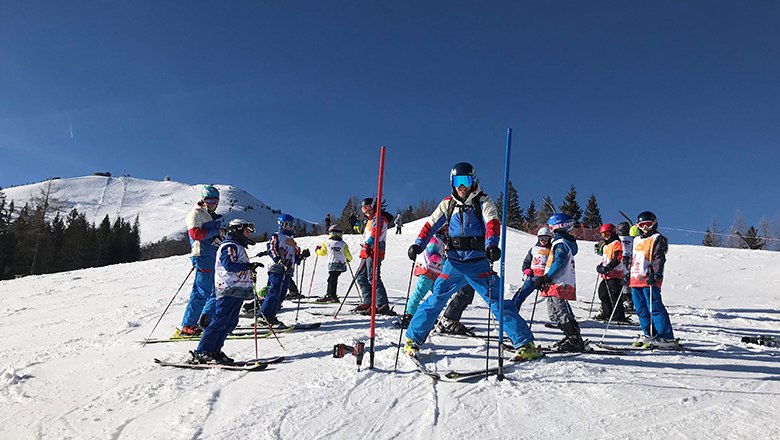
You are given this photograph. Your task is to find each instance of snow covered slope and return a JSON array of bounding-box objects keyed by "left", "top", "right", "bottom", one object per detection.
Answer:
[
  {"left": 0, "top": 222, "right": 778, "bottom": 439},
  {"left": 2, "top": 176, "right": 311, "bottom": 244}
]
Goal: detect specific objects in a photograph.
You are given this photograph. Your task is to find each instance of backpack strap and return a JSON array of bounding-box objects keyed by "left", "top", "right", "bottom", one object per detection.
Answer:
[{"left": 444, "top": 192, "right": 486, "bottom": 235}]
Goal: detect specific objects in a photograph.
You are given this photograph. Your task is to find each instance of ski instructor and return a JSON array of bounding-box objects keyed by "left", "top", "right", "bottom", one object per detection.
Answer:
[{"left": 404, "top": 162, "right": 540, "bottom": 362}]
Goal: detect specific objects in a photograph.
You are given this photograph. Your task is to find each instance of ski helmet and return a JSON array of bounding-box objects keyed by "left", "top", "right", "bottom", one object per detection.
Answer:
[
  {"left": 636, "top": 211, "right": 658, "bottom": 234},
  {"left": 328, "top": 224, "right": 343, "bottom": 237},
  {"left": 201, "top": 185, "right": 220, "bottom": 201},
  {"left": 616, "top": 221, "right": 630, "bottom": 236},
  {"left": 547, "top": 213, "right": 575, "bottom": 232},
  {"left": 599, "top": 223, "right": 616, "bottom": 235},
  {"left": 537, "top": 226, "right": 552, "bottom": 238},
  {"left": 227, "top": 218, "right": 255, "bottom": 236},
  {"left": 450, "top": 162, "right": 477, "bottom": 190},
  {"left": 278, "top": 213, "right": 295, "bottom": 231}
]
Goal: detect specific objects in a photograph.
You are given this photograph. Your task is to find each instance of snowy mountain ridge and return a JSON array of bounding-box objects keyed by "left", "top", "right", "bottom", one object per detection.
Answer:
[{"left": 1, "top": 175, "right": 312, "bottom": 244}]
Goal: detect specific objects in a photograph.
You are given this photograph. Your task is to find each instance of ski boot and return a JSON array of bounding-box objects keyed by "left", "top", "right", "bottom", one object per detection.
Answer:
[
  {"left": 177, "top": 326, "right": 202, "bottom": 337},
  {"left": 435, "top": 318, "right": 475, "bottom": 336},
  {"left": 403, "top": 339, "right": 420, "bottom": 357},
  {"left": 511, "top": 342, "right": 542, "bottom": 362},
  {"left": 315, "top": 295, "right": 339, "bottom": 304},
  {"left": 189, "top": 351, "right": 215, "bottom": 364},
  {"left": 632, "top": 334, "right": 652, "bottom": 348},
  {"left": 351, "top": 304, "right": 371, "bottom": 313},
  {"left": 213, "top": 351, "right": 235, "bottom": 364},
  {"left": 652, "top": 338, "right": 680, "bottom": 350}
]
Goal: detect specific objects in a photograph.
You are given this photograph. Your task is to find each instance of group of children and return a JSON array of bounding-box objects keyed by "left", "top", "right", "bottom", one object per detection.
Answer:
[{"left": 178, "top": 165, "right": 677, "bottom": 364}]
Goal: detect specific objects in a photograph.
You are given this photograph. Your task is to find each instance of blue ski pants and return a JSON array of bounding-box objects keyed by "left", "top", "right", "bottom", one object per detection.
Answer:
[
  {"left": 406, "top": 258, "right": 534, "bottom": 348},
  {"left": 260, "top": 271, "right": 292, "bottom": 320},
  {"left": 511, "top": 276, "right": 537, "bottom": 310},
  {"left": 632, "top": 286, "right": 674, "bottom": 339},
  {"left": 406, "top": 276, "right": 435, "bottom": 316},
  {"left": 196, "top": 296, "right": 243, "bottom": 354},
  {"left": 181, "top": 268, "right": 216, "bottom": 328}
]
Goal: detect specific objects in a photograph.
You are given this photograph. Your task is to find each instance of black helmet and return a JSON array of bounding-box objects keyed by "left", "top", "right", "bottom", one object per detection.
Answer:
[
  {"left": 328, "top": 224, "right": 343, "bottom": 237},
  {"left": 361, "top": 197, "right": 374, "bottom": 208},
  {"left": 637, "top": 211, "right": 657, "bottom": 223},
  {"left": 616, "top": 221, "right": 630, "bottom": 236},
  {"left": 450, "top": 162, "right": 477, "bottom": 189},
  {"left": 636, "top": 211, "right": 658, "bottom": 234}
]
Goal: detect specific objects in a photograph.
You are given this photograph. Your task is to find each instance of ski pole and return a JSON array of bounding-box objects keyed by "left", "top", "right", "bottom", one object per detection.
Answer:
[
  {"left": 394, "top": 261, "right": 416, "bottom": 372},
  {"left": 294, "top": 258, "right": 307, "bottom": 324},
  {"left": 253, "top": 292, "right": 260, "bottom": 362},
  {"left": 306, "top": 254, "right": 319, "bottom": 297},
  {"left": 333, "top": 259, "right": 365, "bottom": 319},
  {"left": 142, "top": 266, "right": 194, "bottom": 347},
  {"left": 528, "top": 289, "right": 540, "bottom": 330},
  {"left": 258, "top": 308, "right": 285, "bottom": 351},
  {"left": 485, "top": 263, "right": 494, "bottom": 381},
  {"left": 587, "top": 273, "right": 600, "bottom": 319},
  {"left": 598, "top": 278, "right": 623, "bottom": 343}
]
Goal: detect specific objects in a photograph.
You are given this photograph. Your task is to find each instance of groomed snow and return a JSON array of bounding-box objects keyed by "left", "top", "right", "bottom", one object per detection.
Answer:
[{"left": 1, "top": 220, "right": 778, "bottom": 439}]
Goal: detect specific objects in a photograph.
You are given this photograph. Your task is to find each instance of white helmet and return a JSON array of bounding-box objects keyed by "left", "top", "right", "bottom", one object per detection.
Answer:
[{"left": 537, "top": 226, "right": 552, "bottom": 237}]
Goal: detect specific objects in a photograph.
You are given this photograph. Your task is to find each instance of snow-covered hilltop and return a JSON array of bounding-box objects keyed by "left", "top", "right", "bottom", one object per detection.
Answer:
[{"left": 2, "top": 175, "right": 310, "bottom": 244}]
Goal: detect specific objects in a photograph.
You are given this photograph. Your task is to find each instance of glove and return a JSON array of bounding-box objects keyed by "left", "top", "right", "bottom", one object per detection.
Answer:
[
  {"left": 301, "top": 249, "right": 311, "bottom": 259},
  {"left": 408, "top": 244, "right": 423, "bottom": 261},
  {"left": 596, "top": 265, "right": 607, "bottom": 275},
  {"left": 534, "top": 275, "right": 552, "bottom": 290},
  {"left": 247, "top": 262, "right": 264, "bottom": 271},
  {"left": 315, "top": 245, "right": 322, "bottom": 252},
  {"left": 646, "top": 272, "right": 661, "bottom": 285},
  {"left": 486, "top": 245, "right": 501, "bottom": 262},
  {"left": 523, "top": 268, "right": 532, "bottom": 277},
  {"left": 362, "top": 244, "right": 373, "bottom": 255}
]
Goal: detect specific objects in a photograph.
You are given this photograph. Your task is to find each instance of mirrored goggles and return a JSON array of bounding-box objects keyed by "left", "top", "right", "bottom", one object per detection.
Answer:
[
  {"left": 452, "top": 175, "right": 474, "bottom": 188},
  {"left": 280, "top": 221, "right": 294, "bottom": 230},
  {"left": 203, "top": 197, "right": 219, "bottom": 205}
]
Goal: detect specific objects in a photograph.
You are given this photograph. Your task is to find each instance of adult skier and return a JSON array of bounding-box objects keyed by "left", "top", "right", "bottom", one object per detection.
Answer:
[
  {"left": 314, "top": 225, "right": 353, "bottom": 303},
  {"left": 594, "top": 223, "right": 628, "bottom": 323},
  {"left": 352, "top": 197, "right": 395, "bottom": 315},
  {"left": 533, "top": 213, "right": 586, "bottom": 352},
  {"left": 259, "top": 213, "right": 310, "bottom": 327},
  {"left": 629, "top": 211, "right": 676, "bottom": 348},
  {"left": 616, "top": 221, "right": 635, "bottom": 313},
  {"left": 405, "top": 162, "right": 539, "bottom": 361},
  {"left": 178, "top": 185, "right": 224, "bottom": 337},
  {"left": 511, "top": 226, "right": 553, "bottom": 310},
  {"left": 399, "top": 230, "right": 446, "bottom": 328},
  {"left": 190, "top": 219, "right": 262, "bottom": 364},
  {"left": 395, "top": 213, "right": 404, "bottom": 234}
]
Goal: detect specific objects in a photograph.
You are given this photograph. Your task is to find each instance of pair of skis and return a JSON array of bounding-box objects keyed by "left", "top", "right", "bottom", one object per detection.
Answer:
[
  {"left": 141, "top": 322, "right": 322, "bottom": 344},
  {"left": 155, "top": 356, "right": 285, "bottom": 372}
]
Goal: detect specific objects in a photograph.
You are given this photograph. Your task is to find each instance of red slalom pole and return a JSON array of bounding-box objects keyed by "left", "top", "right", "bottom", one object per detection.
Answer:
[{"left": 369, "top": 145, "right": 387, "bottom": 369}]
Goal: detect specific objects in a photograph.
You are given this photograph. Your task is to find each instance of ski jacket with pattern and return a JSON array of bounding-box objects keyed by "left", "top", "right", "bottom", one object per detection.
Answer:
[
  {"left": 523, "top": 241, "right": 552, "bottom": 277},
  {"left": 360, "top": 212, "right": 393, "bottom": 259},
  {"left": 413, "top": 235, "right": 445, "bottom": 280},
  {"left": 630, "top": 232, "right": 668, "bottom": 288},
  {"left": 541, "top": 232, "right": 578, "bottom": 300},
  {"left": 214, "top": 236, "right": 255, "bottom": 300},
  {"left": 267, "top": 230, "right": 301, "bottom": 274},
  {"left": 414, "top": 186, "right": 500, "bottom": 262},
  {"left": 186, "top": 202, "right": 223, "bottom": 269},
  {"left": 600, "top": 236, "right": 625, "bottom": 280},
  {"left": 315, "top": 238, "right": 352, "bottom": 272}
]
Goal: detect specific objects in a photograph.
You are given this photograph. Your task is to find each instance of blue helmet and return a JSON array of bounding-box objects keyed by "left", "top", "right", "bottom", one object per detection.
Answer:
[
  {"left": 278, "top": 213, "right": 295, "bottom": 231},
  {"left": 547, "top": 213, "right": 575, "bottom": 232},
  {"left": 201, "top": 185, "right": 220, "bottom": 201}
]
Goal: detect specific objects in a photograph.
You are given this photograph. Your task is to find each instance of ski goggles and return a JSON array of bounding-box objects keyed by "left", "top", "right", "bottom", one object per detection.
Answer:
[
  {"left": 637, "top": 220, "right": 656, "bottom": 232},
  {"left": 279, "top": 221, "right": 294, "bottom": 230},
  {"left": 538, "top": 235, "right": 551, "bottom": 242},
  {"left": 244, "top": 224, "right": 256, "bottom": 233},
  {"left": 203, "top": 197, "right": 219, "bottom": 205},
  {"left": 452, "top": 175, "right": 474, "bottom": 188}
]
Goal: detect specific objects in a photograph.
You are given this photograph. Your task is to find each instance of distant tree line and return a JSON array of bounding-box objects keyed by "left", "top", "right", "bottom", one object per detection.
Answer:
[
  {"left": 702, "top": 211, "right": 779, "bottom": 251},
  {"left": 0, "top": 187, "right": 141, "bottom": 280}
]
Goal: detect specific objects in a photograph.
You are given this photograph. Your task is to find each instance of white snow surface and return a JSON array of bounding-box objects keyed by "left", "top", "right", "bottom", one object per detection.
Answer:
[
  {"left": 1, "top": 221, "right": 779, "bottom": 439},
  {"left": 2, "top": 176, "right": 312, "bottom": 244}
]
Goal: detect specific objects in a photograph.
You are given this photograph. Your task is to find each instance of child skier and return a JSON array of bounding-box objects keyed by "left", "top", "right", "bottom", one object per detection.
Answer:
[
  {"left": 511, "top": 226, "right": 553, "bottom": 310},
  {"left": 629, "top": 211, "right": 676, "bottom": 348},
  {"left": 314, "top": 225, "right": 353, "bottom": 303},
  {"left": 259, "top": 213, "right": 310, "bottom": 327},
  {"left": 352, "top": 197, "right": 395, "bottom": 315},
  {"left": 616, "top": 221, "right": 635, "bottom": 313},
  {"left": 400, "top": 230, "right": 446, "bottom": 328},
  {"left": 405, "top": 162, "right": 539, "bottom": 361},
  {"left": 191, "top": 219, "right": 262, "bottom": 364},
  {"left": 178, "top": 185, "right": 224, "bottom": 337},
  {"left": 533, "top": 213, "right": 586, "bottom": 352},
  {"left": 594, "top": 223, "right": 629, "bottom": 323}
]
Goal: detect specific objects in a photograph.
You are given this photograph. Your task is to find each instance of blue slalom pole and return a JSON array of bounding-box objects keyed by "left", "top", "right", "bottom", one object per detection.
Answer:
[{"left": 497, "top": 128, "right": 512, "bottom": 381}]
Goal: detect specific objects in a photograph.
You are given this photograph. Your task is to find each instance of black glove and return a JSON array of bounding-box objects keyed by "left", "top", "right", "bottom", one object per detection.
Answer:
[
  {"left": 596, "top": 265, "right": 607, "bottom": 275},
  {"left": 486, "top": 245, "right": 501, "bottom": 262},
  {"left": 408, "top": 244, "right": 423, "bottom": 261},
  {"left": 247, "top": 262, "right": 264, "bottom": 271},
  {"left": 301, "top": 249, "right": 311, "bottom": 259},
  {"left": 646, "top": 272, "right": 660, "bottom": 285},
  {"left": 534, "top": 275, "right": 552, "bottom": 290}
]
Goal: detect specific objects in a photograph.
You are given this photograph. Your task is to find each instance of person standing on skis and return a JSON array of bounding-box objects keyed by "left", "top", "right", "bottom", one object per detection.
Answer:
[
  {"left": 352, "top": 198, "right": 395, "bottom": 315},
  {"left": 533, "top": 213, "right": 586, "bottom": 352},
  {"left": 178, "top": 185, "right": 224, "bottom": 337},
  {"left": 314, "top": 225, "right": 352, "bottom": 303},
  {"left": 405, "top": 162, "right": 539, "bottom": 361},
  {"left": 629, "top": 211, "right": 676, "bottom": 348},
  {"left": 594, "top": 223, "right": 629, "bottom": 323},
  {"left": 400, "top": 230, "right": 446, "bottom": 328},
  {"left": 511, "top": 226, "right": 553, "bottom": 310},
  {"left": 616, "top": 221, "right": 635, "bottom": 313}
]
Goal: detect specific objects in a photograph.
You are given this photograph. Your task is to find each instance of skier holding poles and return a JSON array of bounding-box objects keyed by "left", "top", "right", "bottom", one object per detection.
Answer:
[{"left": 404, "top": 162, "right": 539, "bottom": 362}]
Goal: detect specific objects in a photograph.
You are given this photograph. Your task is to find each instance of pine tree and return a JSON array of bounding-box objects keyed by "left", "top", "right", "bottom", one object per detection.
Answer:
[
  {"left": 525, "top": 200, "right": 537, "bottom": 232},
  {"left": 559, "top": 184, "right": 583, "bottom": 221},
  {"left": 337, "top": 196, "right": 359, "bottom": 233},
  {"left": 95, "top": 215, "right": 112, "bottom": 267},
  {"left": 537, "top": 196, "right": 555, "bottom": 226},
  {"left": 702, "top": 218, "right": 723, "bottom": 247},
  {"left": 581, "top": 194, "right": 603, "bottom": 228},
  {"left": 495, "top": 192, "right": 503, "bottom": 220},
  {"left": 505, "top": 181, "right": 524, "bottom": 229},
  {"left": 743, "top": 226, "right": 765, "bottom": 250}
]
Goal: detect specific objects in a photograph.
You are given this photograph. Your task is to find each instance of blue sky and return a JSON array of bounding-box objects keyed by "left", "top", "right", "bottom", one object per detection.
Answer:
[{"left": 1, "top": 1, "right": 778, "bottom": 244}]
